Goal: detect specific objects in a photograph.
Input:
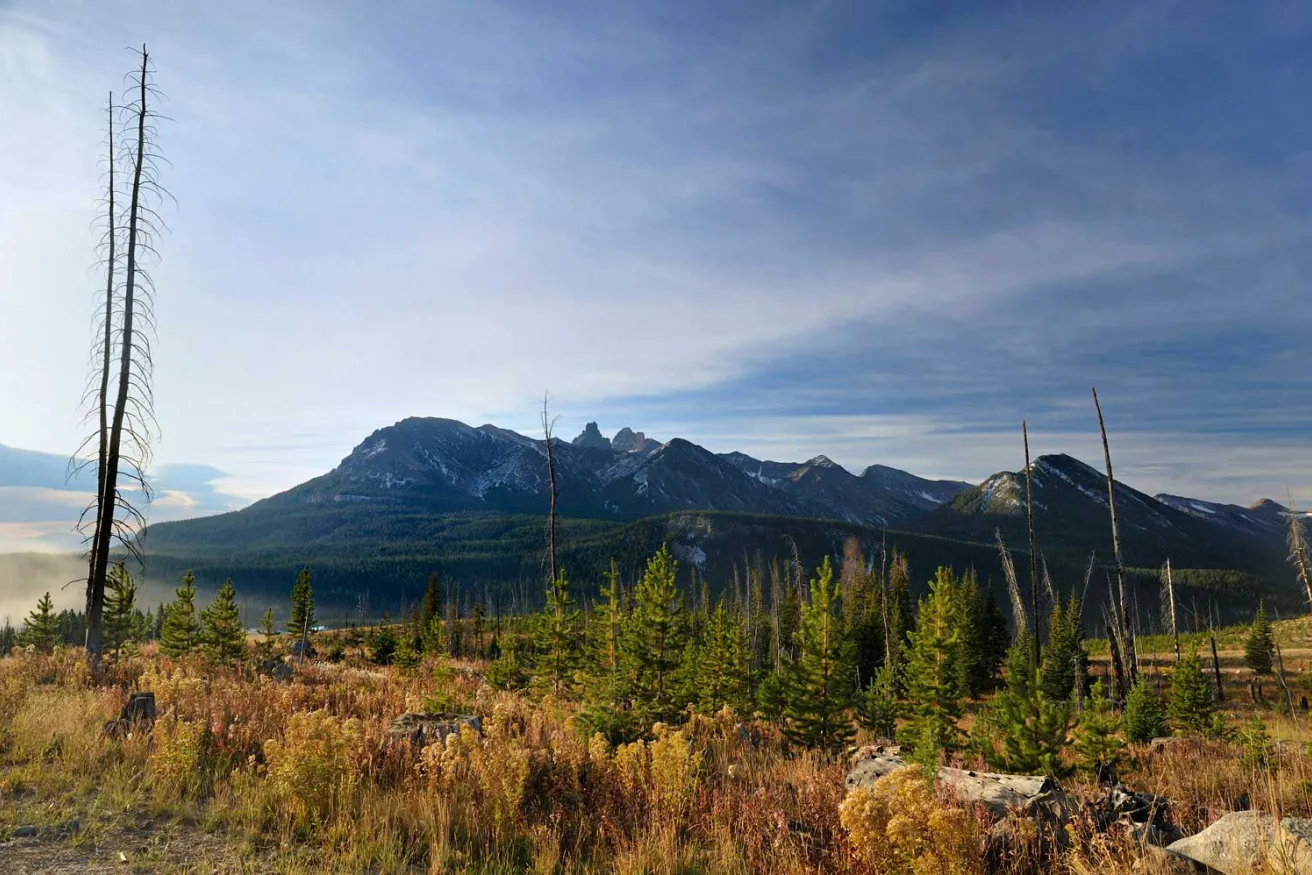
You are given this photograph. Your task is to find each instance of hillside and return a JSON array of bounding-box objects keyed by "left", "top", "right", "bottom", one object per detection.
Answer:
[
  {"left": 908, "top": 453, "right": 1291, "bottom": 576},
  {"left": 137, "top": 419, "right": 1305, "bottom": 619}
]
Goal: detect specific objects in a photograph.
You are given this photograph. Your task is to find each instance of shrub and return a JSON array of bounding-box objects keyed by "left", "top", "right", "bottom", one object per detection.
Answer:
[
  {"left": 1124, "top": 678, "right": 1168, "bottom": 743},
  {"left": 839, "top": 765, "right": 983, "bottom": 875},
  {"left": 1070, "top": 680, "right": 1126, "bottom": 782},
  {"left": 262, "top": 710, "right": 365, "bottom": 829},
  {"left": 1237, "top": 714, "right": 1272, "bottom": 771},
  {"left": 150, "top": 715, "right": 214, "bottom": 801},
  {"left": 648, "top": 724, "right": 703, "bottom": 820}
]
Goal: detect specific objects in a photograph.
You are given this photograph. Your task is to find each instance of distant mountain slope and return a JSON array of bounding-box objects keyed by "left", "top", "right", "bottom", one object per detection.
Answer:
[
  {"left": 139, "top": 419, "right": 1301, "bottom": 616},
  {"left": 1155, "top": 494, "right": 1291, "bottom": 543},
  {"left": 909, "top": 453, "right": 1286, "bottom": 574}
]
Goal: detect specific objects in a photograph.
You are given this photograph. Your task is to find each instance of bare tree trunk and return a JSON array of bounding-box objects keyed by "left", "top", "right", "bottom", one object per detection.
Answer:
[
  {"left": 84, "top": 92, "right": 117, "bottom": 643},
  {"left": 1093, "top": 387, "right": 1135, "bottom": 688},
  {"left": 541, "top": 392, "right": 559, "bottom": 587},
  {"left": 88, "top": 49, "right": 157, "bottom": 674},
  {"left": 1287, "top": 492, "right": 1312, "bottom": 613},
  {"left": 1023, "top": 421, "right": 1040, "bottom": 667},
  {"left": 1163, "top": 558, "right": 1180, "bottom": 663},
  {"left": 1210, "top": 634, "right": 1225, "bottom": 703},
  {"left": 1275, "top": 638, "right": 1298, "bottom": 725}
]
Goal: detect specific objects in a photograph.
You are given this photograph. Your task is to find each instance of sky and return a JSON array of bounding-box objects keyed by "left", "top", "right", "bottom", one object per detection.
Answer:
[{"left": 2, "top": 0, "right": 1311, "bottom": 552}]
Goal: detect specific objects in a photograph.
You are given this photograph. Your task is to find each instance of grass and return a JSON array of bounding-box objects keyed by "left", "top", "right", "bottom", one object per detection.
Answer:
[{"left": 5, "top": 632, "right": 1312, "bottom": 873}]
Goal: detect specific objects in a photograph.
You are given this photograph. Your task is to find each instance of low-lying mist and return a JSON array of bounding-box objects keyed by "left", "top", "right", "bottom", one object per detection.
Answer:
[{"left": 0, "top": 552, "right": 176, "bottom": 627}]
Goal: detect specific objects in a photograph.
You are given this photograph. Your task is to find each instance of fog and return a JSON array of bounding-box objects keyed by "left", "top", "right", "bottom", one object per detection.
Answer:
[{"left": 0, "top": 552, "right": 176, "bottom": 627}]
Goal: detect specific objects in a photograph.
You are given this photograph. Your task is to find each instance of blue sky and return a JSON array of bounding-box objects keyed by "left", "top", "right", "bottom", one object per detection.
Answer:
[{"left": 2, "top": 0, "right": 1311, "bottom": 550}]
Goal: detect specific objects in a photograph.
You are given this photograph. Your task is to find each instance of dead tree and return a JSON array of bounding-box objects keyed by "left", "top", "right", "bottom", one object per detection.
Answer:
[
  {"left": 1022, "top": 421, "right": 1040, "bottom": 666},
  {"left": 80, "top": 47, "right": 165, "bottom": 672},
  {"left": 74, "top": 91, "right": 118, "bottom": 628},
  {"left": 541, "top": 392, "right": 560, "bottom": 587},
  {"left": 1161, "top": 559, "right": 1180, "bottom": 663},
  {"left": 1287, "top": 491, "right": 1312, "bottom": 613},
  {"left": 995, "top": 529, "right": 1028, "bottom": 638},
  {"left": 1093, "top": 387, "right": 1135, "bottom": 694}
]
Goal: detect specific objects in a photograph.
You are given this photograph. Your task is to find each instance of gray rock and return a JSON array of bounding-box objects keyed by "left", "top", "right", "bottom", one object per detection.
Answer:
[
  {"left": 1125, "top": 819, "right": 1184, "bottom": 848},
  {"left": 258, "top": 658, "right": 294, "bottom": 682},
  {"left": 1166, "top": 810, "right": 1312, "bottom": 874},
  {"left": 104, "top": 691, "right": 157, "bottom": 738},
  {"left": 387, "top": 713, "right": 481, "bottom": 749},
  {"left": 1131, "top": 845, "right": 1199, "bottom": 875},
  {"left": 845, "top": 745, "right": 1073, "bottom": 822},
  {"left": 11, "top": 825, "right": 37, "bottom": 838}
]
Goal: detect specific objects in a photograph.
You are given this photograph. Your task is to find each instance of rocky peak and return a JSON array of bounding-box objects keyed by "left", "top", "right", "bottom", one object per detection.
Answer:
[
  {"left": 571, "top": 421, "right": 610, "bottom": 450},
  {"left": 612, "top": 427, "right": 659, "bottom": 454}
]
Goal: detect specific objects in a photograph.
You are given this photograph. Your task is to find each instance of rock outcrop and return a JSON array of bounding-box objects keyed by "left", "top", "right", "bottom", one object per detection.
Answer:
[
  {"left": 1166, "top": 811, "right": 1312, "bottom": 875},
  {"left": 846, "top": 745, "right": 1074, "bottom": 821},
  {"left": 387, "top": 712, "right": 481, "bottom": 749}
]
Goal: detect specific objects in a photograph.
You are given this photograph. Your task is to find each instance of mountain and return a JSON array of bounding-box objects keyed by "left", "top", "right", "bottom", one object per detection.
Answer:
[
  {"left": 719, "top": 452, "right": 971, "bottom": 526},
  {"left": 241, "top": 417, "right": 962, "bottom": 527},
  {"left": 1154, "top": 494, "right": 1292, "bottom": 543},
  {"left": 909, "top": 453, "right": 1287, "bottom": 575},
  {"left": 138, "top": 420, "right": 1303, "bottom": 617}
]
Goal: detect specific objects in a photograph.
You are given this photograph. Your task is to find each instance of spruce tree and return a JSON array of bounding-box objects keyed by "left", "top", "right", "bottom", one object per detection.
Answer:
[
  {"left": 1244, "top": 601, "right": 1275, "bottom": 676},
  {"left": 784, "top": 557, "right": 855, "bottom": 751},
  {"left": 1071, "top": 679, "right": 1127, "bottom": 782},
  {"left": 288, "top": 565, "right": 315, "bottom": 636},
  {"left": 992, "top": 668, "right": 1072, "bottom": 777},
  {"left": 420, "top": 572, "right": 443, "bottom": 652},
  {"left": 1169, "top": 649, "right": 1215, "bottom": 737},
  {"left": 898, "top": 567, "right": 967, "bottom": 761},
  {"left": 842, "top": 543, "right": 884, "bottom": 690},
  {"left": 103, "top": 561, "right": 138, "bottom": 659},
  {"left": 699, "top": 601, "right": 754, "bottom": 714},
  {"left": 21, "top": 592, "right": 58, "bottom": 653},
  {"left": 257, "top": 608, "right": 278, "bottom": 655},
  {"left": 624, "top": 545, "right": 687, "bottom": 726},
  {"left": 1005, "top": 629, "right": 1036, "bottom": 699},
  {"left": 755, "top": 658, "right": 790, "bottom": 722},
  {"left": 535, "top": 567, "right": 583, "bottom": 696},
  {"left": 200, "top": 579, "right": 246, "bottom": 663},
  {"left": 1124, "top": 677, "right": 1168, "bottom": 743},
  {"left": 160, "top": 571, "right": 201, "bottom": 659},
  {"left": 885, "top": 550, "right": 914, "bottom": 672},
  {"left": 974, "top": 587, "right": 1010, "bottom": 695},
  {"left": 1041, "top": 593, "right": 1087, "bottom": 702},
  {"left": 579, "top": 561, "right": 634, "bottom": 741},
  {"left": 858, "top": 661, "right": 899, "bottom": 739}
]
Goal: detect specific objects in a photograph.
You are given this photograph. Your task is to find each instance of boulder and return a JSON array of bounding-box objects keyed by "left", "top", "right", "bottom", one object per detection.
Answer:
[
  {"left": 387, "top": 713, "right": 481, "bottom": 749},
  {"left": 1131, "top": 845, "right": 1200, "bottom": 875},
  {"left": 1166, "top": 810, "right": 1312, "bottom": 875},
  {"left": 845, "top": 745, "right": 1074, "bottom": 822},
  {"left": 258, "top": 658, "right": 294, "bottom": 682}
]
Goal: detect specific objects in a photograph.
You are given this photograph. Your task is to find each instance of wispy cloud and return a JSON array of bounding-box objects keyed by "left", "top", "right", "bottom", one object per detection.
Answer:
[{"left": 1, "top": 1, "right": 1309, "bottom": 507}]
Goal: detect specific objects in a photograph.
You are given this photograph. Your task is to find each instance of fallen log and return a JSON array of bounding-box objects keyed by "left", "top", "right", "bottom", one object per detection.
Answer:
[{"left": 846, "top": 745, "right": 1075, "bottom": 821}]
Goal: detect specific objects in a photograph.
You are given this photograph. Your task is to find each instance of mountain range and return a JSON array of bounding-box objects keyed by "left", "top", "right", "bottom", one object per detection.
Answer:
[{"left": 137, "top": 416, "right": 1307, "bottom": 616}]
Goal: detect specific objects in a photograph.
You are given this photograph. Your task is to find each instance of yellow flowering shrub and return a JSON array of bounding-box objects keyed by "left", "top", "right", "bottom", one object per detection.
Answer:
[
  {"left": 262, "top": 709, "right": 365, "bottom": 827},
  {"left": 839, "top": 766, "right": 982, "bottom": 875},
  {"left": 150, "top": 714, "right": 212, "bottom": 800},
  {"left": 649, "top": 725, "right": 702, "bottom": 819}
]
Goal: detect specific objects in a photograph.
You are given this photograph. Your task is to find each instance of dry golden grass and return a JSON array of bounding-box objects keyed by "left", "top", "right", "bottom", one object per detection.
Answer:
[{"left": 3, "top": 643, "right": 1312, "bottom": 874}]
